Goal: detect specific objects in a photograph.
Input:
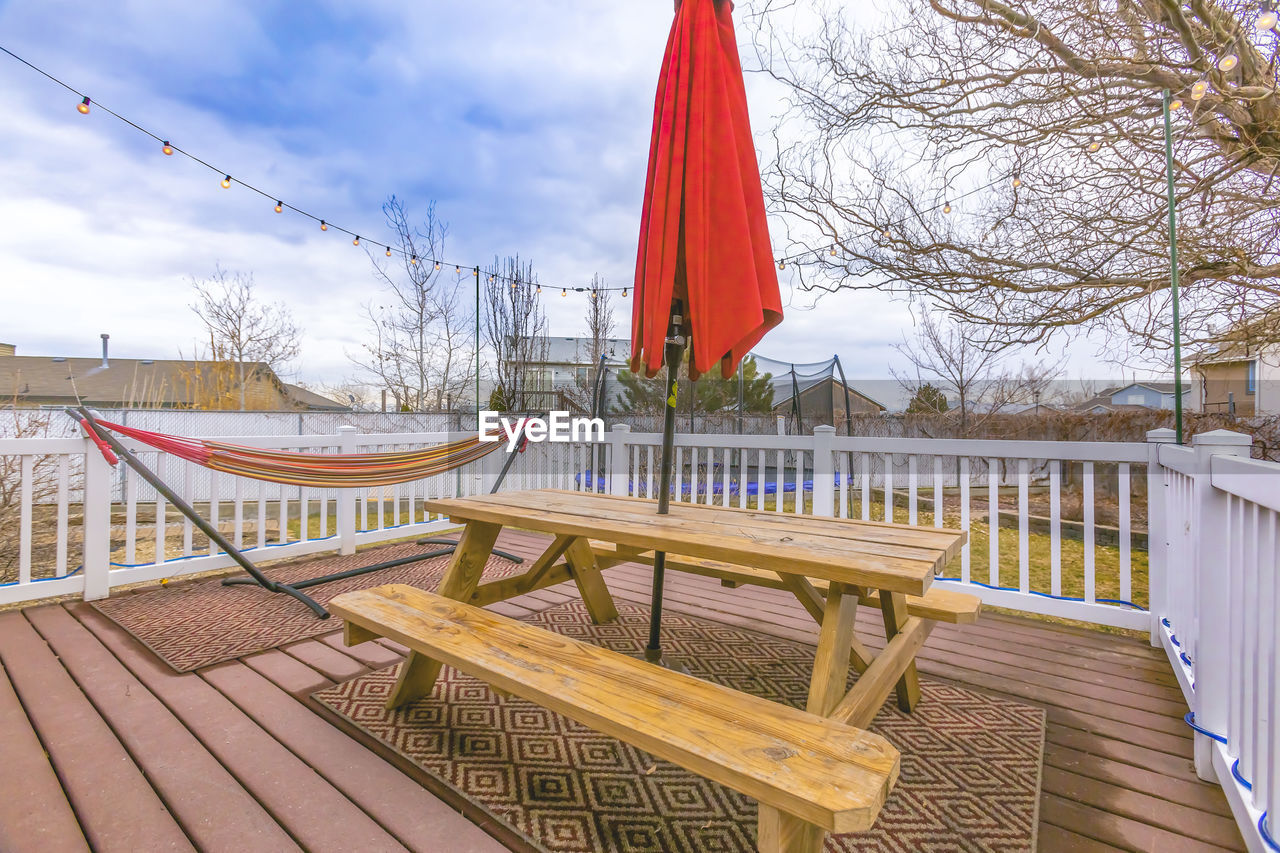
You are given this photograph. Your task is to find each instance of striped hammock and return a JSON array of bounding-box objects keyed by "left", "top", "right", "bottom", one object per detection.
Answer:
[{"left": 86, "top": 419, "right": 504, "bottom": 488}]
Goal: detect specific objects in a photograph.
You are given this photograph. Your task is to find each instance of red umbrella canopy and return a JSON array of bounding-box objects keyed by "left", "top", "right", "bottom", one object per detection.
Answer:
[{"left": 630, "top": 0, "right": 783, "bottom": 381}]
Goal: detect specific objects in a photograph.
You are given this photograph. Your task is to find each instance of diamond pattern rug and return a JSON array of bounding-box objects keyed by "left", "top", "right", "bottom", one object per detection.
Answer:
[
  {"left": 314, "top": 601, "right": 1045, "bottom": 852},
  {"left": 91, "top": 542, "right": 526, "bottom": 672}
]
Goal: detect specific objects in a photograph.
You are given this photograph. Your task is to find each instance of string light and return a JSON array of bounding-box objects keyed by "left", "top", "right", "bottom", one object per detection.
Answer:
[
  {"left": 1218, "top": 53, "right": 1239, "bottom": 71},
  {"left": 1086, "top": 137, "right": 1101, "bottom": 152},
  {"left": 352, "top": 236, "right": 360, "bottom": 246},
  {"left": 434, "top": 261, "right": 440, "bottom": 271},
  {"left": 561, "top": 288, "right": 567, "bottom": 297},
  {"left": 882, "top": 229, "right": 891, "bottom": 238},
  {"left": 0, "top": 45, "right": 664, "bottom": 300},
  {"left": 622, "top": 288, "right": 628, "bottom": 297},
  {"left": 410, "top": 254, "right": 417, "bottom": 265},
  {"left": 1012, "top": 174, "right": 1022, "bottom": 188},
  {"left": 1258, "top": 5, "right": 1279, "bottom": 29},
  {"left": 778, "top": 259, "right": 785, "bottom": 270},
  {"left": 829, "top": 246, "right": 837, "bottom": 256},
  {"left": 510, "top": 279, "right": 518, "bottom": 289},
  {"left": 1169, "top": 99, "right": 1183, "bottom": 111},
  {"left": 591, "top": 289, "right": 598, "bottom": 299},
  {"left": 1191, "top": 79, "right": 1209, "bottom": 100},
  {"left": 943, "top": 200, "right": 952, "bottom": 214}
]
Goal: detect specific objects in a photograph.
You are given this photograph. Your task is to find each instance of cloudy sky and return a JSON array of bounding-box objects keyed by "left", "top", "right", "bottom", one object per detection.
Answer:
[{"left": 0, "top": 0, "right": 1130, "bottom": 407}]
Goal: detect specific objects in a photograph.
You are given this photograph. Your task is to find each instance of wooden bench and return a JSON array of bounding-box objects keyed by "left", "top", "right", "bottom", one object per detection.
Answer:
[
  {"left": 330, "top": 583, "right": 900, "bottom": 852},
  {"left": 588, "top": 542, "right": 981, "bottom": 625}
]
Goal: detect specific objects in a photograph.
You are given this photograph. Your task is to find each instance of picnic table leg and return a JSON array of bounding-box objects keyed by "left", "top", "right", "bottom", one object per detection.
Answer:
[
  {"left": 757, "top": 805, "right": 825, "bottom": 853},
  {"left": 879, "top": 591, "right": 922, "bottom": 713},
  {"left": 563, "top": 537, "right": 619, "bottom": 623},
  {"left": 385, "top": 520, "right": 502, "bottom": 710},
  {"left": 779, "top": 573, "right": 872, "bottom": 674},
  {"left": 805, "top": 581, "right": 859, "bottom": 717}
]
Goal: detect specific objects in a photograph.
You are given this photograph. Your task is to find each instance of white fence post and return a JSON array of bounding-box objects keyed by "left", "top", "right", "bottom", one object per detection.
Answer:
[
  {"left": 608, "top": 425, "right": 631, "bottom": 496},
  {"left": 82, "top": 439, "right": 111, "bottom": 601},
  {"left": 1146, "top": 427, "right": 1176, "bottom": 647},
  {"left": 337, "top": 425, "right": 357, "bottom": 556},
  {"left": 1191, "top": 428, "right": 1253, "bottom": 781},
  {"left": 812, "top": 426, "right": 836, "bottom": 517}
]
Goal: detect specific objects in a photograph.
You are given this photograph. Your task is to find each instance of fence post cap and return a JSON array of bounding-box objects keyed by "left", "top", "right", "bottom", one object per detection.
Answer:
[
  {"left": 612, "top": 423, "right": 631, "bottom": 433},
  {"left": 813, "top": 424, "right": 837, "bottom": 435},
  {"left": 337, "top": 424, "right": 357, "bottom": 433},
  {"left": 1191, "top": 429, "right": 1252, "bottom": 447},
  {"left": 1145, "top": 427, "right": 1177, "bottom": 443}
]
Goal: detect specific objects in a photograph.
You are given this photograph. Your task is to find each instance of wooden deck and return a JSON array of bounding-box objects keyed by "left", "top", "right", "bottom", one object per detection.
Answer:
[{"left": 0, "top": 530, "right": 1244, "bottom": 852}]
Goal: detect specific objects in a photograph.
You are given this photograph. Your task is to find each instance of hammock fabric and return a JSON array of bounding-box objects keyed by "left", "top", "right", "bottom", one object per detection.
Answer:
[{"left": 86, "top": 419, "right": 507, "bottom": 489}]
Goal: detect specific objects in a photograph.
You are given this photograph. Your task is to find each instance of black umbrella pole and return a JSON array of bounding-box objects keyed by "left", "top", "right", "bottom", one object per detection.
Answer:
[{"left": 645, "top": 329, "right": 685, "bottom": 661}]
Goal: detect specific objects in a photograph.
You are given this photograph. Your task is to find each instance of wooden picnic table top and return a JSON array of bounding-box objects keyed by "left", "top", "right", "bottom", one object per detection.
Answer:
[{"left": 423, "top": 489, "right": 966, "bottom": 597}]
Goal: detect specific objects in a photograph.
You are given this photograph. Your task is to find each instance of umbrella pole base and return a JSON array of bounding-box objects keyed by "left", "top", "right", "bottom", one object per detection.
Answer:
[{"left": 643, "top": 646, "right": 691, "bottom": 675}]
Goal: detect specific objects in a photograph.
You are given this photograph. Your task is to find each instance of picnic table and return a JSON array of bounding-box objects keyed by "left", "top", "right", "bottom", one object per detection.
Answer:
[{"left": 331, "top": 488, "right": 974, "bottom": 852}]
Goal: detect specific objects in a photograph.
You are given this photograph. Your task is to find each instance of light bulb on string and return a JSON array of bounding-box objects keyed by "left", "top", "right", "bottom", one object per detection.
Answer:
[
  {"left": 561, "top": 288, "right": 567, "bottom": 297},
  {"left": 1169, "top": 99, "right": 1183, "bottom": 111},
  {"left": 434, "top": 261, "right": 440, "bottom": 271},
  {"left": 455, "top": 265, "right": 461, "bottom": 274},
  {"left": 1218, "top": 53, "right": 1238, "bottom": 71},
  {"left": 1086, "top": 137, "right": 1101, "bottom": 152},
  {"left": 1012, "top": 174, "right": 1022, "bottom": 188},
  {"left": 882, "top": 229, "right": 891, "bottom": 238},
  {"left": 1258, "top": 6, "right": 1279, "bottom": 29},
  {"left": 591, "top": 290, "right": 598, "bottom": 299},
  {"left": 77, "top": 97, "right": 90, "bottom": 114},
  {"left": 353, "top": 236, "right": 360, "bottom": 246},
  {"left": 622, "top": 288, "right": 628, "bottom": 297},
  {"left": 385, "top": 246, "right": 392, "bottom": 257},
  {"left": 943, "top": 201, "right": 952, "bottom": 214},
  {"left": 1191, "top": 79, "right": 1209, "bottom": 100},
  {"left": 274, "top": 201, "right": 283, "bottom": 213},
  {"left": 778, "top": 259, "right": 785, "bottom": 270},
  {"left": 320, "top": 220, "right": 328, "bottom": 231},
  {"left": 411, "top": 254, "right": 417, "bottom": 265},
  {"left": 829, "top": 246, "right": 837, "bottom": 256},
  {"left": 536, "top": 284, "right": 542, "bottom": 293},
  {"left": 510, "top": 279, "right": 518, "bottom": 289},
  {"left": 161, "top": 141, "right": 173, "bottom": 156},
  {"left": 221, "top": 175, "right": 232, "bottom": 189}
]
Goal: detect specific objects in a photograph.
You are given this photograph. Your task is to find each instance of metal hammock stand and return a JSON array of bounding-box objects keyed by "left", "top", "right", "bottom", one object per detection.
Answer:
[{"left": 72, "top": 407, "right": 526, "bottom": 618}]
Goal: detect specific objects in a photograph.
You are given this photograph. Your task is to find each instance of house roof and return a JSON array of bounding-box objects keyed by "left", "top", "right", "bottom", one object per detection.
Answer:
[
  {"left": 532, "top": 337, "right": 631, "bottom": 367},
  {"left": 283, "top": 383, "right": 348, "bottom": 411},
  {"left": 1111, "top": 382, "right": 1187, "bottom": 395},
  {"left": 0, "top": 354, "right": 343, "bottom": 410},
  {"left": 1189, "top": 309, "right": 1280, "bottom": 364}
]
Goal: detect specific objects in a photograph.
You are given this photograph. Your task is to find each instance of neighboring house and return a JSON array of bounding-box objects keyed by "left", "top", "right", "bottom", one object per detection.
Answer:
[
  {"left": 1071, "top": 383, "right": 1189, "bottom": 414},
  {"left": 0, "top": 341, "right": 346, "bottom": 411},
  {"left": 525, "top": 336, "right": 631, "bottom": 411},
  {"left": 771, "top": 376, "right": 886, "bottom": 424},
  {"left": 1188, "top": 316, "right": 1279, "bottom": 416}
]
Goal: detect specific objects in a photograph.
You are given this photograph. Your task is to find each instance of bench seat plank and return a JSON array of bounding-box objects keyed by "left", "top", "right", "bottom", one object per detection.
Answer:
[
  {"left": 330, "top": 584, "right": 899, "bottom": 834},
  {"left": 589, "top": 543, "right": 981, "bottom": 624}
]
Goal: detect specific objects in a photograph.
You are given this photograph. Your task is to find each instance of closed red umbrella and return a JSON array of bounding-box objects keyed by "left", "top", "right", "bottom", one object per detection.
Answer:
[{"left": 630, "top": 0, "right": 783, "bottom": 664}]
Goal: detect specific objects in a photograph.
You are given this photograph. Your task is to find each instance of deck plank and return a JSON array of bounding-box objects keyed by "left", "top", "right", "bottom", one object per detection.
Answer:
[
  {"left": 68, "top": 604, "right": 412, "bottom": 853},
  {"left": 200, "top": 658, "right": 507, "bottom": 853},
  {"left": 0, "top": 612, "right": 195, "bottom": 852},
  {"left": 23, "top": 605, "right": 299, "bottom": 853},
  {"left": 0, "top": 659, "right": 88, "bottom": 853}
]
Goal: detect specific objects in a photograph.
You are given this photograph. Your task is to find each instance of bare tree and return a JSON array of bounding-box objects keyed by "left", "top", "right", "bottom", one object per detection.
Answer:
[
  {"left": 565, "top": 275, "right": 617, "bottom": 413},
  {"left": 350, "top": 198, "right": 474, "bottom": 411},
  {"left": 894, "top": 310, "right": 1061, "bottom": 434},
  {"left": 190, "top": 266, "right": 301, "bottom": 410},
  {"left": 749, "top": 0, "right": 1280, "bottom": 359},
  {"left": 483, "top": 256, "right": 549, "bottom": 411}
]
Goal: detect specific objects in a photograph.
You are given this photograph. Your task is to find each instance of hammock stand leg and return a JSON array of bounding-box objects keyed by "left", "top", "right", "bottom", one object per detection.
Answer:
[{"left": 72, "top": 408, "right": 330, "bottom": 619}]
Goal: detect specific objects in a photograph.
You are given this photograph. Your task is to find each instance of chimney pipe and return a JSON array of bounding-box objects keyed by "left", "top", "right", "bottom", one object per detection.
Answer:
[{"left": 100, "top": 333, "right": 110, "bottom": 368}]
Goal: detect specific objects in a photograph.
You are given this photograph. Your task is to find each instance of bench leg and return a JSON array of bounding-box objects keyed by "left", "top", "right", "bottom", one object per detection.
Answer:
[
  {"left": 563, "top": 537, "right": 619, "bottom": 624},
  {"left": 879, "top": 591, "right": 921, "bottom": 713},
  {"left": 757, "top": 806, "right": 825, "bottom": 853},
  {"left": 386, "top": 520, "right": 502, "bottom": 710}
]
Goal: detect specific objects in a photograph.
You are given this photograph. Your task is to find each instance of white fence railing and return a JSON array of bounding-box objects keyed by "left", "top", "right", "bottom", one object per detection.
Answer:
[
  {"left": 1149, "top": 428, "right": 1280, "bottom": 851},
  {"left": 3, "top": 422, "right": 1277, "bottom": 846}
]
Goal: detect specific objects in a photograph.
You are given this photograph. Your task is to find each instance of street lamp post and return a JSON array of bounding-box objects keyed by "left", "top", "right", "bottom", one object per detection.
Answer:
[{"left": 1162, "top": 89, "right": 1185, "bottom": 445}]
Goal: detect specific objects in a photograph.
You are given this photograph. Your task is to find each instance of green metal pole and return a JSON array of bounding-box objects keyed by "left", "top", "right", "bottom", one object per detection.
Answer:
[
  {"left": 1162, "top": 89, "right": 1185, "bottom": 445},
  {"left": 475, "top": 265, "right": 481, "bottom": 430}
]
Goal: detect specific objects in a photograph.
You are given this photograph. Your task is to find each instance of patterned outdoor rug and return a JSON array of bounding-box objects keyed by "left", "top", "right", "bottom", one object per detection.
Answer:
[
  {"left": 314, "top": 601, "right": 1045, "bottom": 852},
  {"left": 92, "top": 541, "right": 526, "bottom": 672}
]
